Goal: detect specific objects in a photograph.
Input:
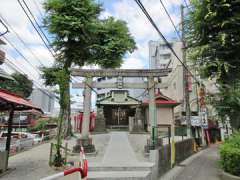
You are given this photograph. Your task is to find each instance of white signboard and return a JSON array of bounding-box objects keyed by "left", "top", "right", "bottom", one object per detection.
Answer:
[{"left": 182, "top": 115, "right": 208, "bottom": 127}]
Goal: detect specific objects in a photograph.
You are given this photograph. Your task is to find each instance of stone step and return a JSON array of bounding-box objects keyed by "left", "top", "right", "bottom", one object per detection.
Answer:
[
  {"left": 87, "top": 170, "right": 151, "bottom": 180},
  {"left": 88, "top": 162, "right": 154, "bottom": 172}
]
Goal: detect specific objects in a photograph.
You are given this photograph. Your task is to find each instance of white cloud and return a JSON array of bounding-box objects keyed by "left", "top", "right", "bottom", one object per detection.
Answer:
[
  {"left": 0, "top": 0, "right": 53, "bottom": 86},
  {"left": 121, "top": 57, "right": 145, "bottom": 69},
  {"left": 102, "top": 0, "right": 182, "bottom": 69}
]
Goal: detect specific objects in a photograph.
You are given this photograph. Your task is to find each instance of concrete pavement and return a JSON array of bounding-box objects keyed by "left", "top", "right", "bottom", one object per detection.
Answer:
[
  {"left": 102, "top": 131, "right": 138, "bottom": 164},
  {"left": 161, "top": 145, "right": 220, "bottom": 180}
]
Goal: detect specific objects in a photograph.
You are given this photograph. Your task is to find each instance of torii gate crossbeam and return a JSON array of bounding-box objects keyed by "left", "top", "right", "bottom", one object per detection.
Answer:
[{"left": 71, "top": 68, "right": 172, "bottom": 152}]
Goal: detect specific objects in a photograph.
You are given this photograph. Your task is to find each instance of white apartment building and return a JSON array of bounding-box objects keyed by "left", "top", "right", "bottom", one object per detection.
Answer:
[{"left": 149, "top": 40, "right": 199, "bottom": 122}]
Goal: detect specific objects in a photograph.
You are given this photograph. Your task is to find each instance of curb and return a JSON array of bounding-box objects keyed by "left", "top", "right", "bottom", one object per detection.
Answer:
[{"left": 159, "top": 147, "right": 210, "bottom": 180}]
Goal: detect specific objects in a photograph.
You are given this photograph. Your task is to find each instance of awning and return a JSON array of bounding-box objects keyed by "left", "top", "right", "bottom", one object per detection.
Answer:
[{"left": 0, "top": 88, "right": 43, "bottom": 112}]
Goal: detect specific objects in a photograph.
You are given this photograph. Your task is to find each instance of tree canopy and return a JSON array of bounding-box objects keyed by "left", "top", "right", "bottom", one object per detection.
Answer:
[
  {"left": 44, "top": 0, "right": 136, "bottom": 68},
  {"left": 0, "top": 73, "right": 33, "bottom": 98},
  {"left": 186, "top": 0, "right": 240, "bottom": 129},
  {"left": 186, "top": 0, "right": 240, "bottom": 85}
]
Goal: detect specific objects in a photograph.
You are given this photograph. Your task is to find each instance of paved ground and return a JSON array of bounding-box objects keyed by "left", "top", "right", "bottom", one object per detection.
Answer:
[
  {"left": 103, "top": 131, "right": 138, "bottom": 164},
  {"left": 2, "top": 143, "right": 55, "bottom": 180},
  {"left": 1, "top": 134, "right": 111, "bottom": 180},
  {"left": 161, "top": 145, "right": 220, "bottom": 180},
  {"left": 128, "top": 133, "right": 149, "bottom": 162}
]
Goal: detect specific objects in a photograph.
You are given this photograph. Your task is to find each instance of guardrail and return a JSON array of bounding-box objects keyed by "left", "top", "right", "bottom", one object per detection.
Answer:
[{"left": 41, "top": 146, "right": 88, "bottom": 180}]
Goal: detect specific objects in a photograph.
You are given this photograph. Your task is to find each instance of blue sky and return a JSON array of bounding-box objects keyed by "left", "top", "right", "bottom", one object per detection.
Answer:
[{"left": 0, "top": 0, "right": 185, "bottom": 108}]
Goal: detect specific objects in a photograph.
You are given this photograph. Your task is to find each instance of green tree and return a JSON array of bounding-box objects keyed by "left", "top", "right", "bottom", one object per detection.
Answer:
[
  {"left": 185, "top": 0, "right": 240, "bottom": 84},
  {"left": 0, "top": 73, "right": 33, "bottom": 98},
  {"left": 185, "top": 0, "right": 240, "bottom": 130},
  {"left": 210, "top": 83, "right": 240, "bottom": 130},
  {"left": 43, "top": 0, "right": 136, "bottom": 166}
]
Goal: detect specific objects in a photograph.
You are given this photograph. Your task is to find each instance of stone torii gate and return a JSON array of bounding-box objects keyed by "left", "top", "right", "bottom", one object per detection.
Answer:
[{"left": 71, "top": 68, "right": 171, "bottom": 152}]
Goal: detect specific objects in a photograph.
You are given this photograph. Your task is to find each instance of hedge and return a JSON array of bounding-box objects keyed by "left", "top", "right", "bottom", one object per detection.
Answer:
[{"left": 219, "top": 132, "right": 240, "bottom": 176}]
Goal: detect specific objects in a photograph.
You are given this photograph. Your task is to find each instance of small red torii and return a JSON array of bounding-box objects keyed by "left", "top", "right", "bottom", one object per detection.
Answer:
[{"left": 73, "top": 112, "right": 95, "bottom": 133}]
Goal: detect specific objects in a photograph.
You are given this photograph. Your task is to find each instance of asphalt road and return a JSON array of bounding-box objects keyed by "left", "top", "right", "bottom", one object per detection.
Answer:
[{"left": 174, "top": 145, "right": 220, "bottom": 180}]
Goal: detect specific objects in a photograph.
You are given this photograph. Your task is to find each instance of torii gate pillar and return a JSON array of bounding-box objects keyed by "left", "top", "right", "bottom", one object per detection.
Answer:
[
  {"left": 148, "top": 76, "right": 158, "bottom": 147},
  {"left": 73, "top": 77, "right": 95, "bottom": 153},
  {"left": 82, "top": 77, "right": 92, "bottom": 138}
]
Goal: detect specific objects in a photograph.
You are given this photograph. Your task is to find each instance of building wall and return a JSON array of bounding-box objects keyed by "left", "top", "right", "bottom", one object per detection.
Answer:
[
  {"left": 149, "top": 40, "right": 199, "bottom": 120},
  {"left": 145, "top": 106, "right": 173, "bottom": 132},
  {"left": 157, "top": 107, "right": 172, "bottom": 125},
  {"left": 29, "top": 88, "right": 55, "bottom": 115}
]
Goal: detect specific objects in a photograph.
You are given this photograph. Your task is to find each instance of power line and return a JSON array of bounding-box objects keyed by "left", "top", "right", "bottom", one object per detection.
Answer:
[
  {"left": 0, "top": 15, "right": 45, "bottom": 66},
  {"left": 21, "top": 0, "right": 52, "bottom": 46},
  {"left": 5, "top": 58, "right": 52, "bottom": 96},
  {"left": 5, "top": 58, "right": 41, "bottom": 86},
  {"left": 17, "top": 0, "right": 55, "bottom": 58},
  {"left": 2, "top": 36, "right": 42, "bottom": 74},
  {"left": 32, "top": 0, "right": 44, "bottom": 20},
  {"left": 0, "top": 19, "right": 9, "bottom": 36},
  {"left": 18, "top": 0, "right": 79, "bottom": 84},
  {"left": 134, "top": 0, "right": 199, "bottom": 84},
  {"left": 159, "top": 0, "right": 181, "bottom": 40}
]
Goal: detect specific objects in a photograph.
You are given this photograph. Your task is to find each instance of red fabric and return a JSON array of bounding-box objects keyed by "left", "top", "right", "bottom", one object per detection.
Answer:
[{"left": 0, "top": 88, "right": 41, "bottom": 111}]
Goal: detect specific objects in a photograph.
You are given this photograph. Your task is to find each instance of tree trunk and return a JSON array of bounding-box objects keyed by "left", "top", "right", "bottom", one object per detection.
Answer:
[
  {"left": 54, "top": 83, "right": 66, "bottom": 167},
  {"left": 64, "top": 68, "right": 72, "bottom": 137}
]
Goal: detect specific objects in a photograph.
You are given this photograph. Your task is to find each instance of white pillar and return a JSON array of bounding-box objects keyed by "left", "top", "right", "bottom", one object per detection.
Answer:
[
  {"left": 81, "top": 77, "right": 92, "bottom": 139},
  {"left": 148, "top": 76, "right": 157, "bottom": 145}
]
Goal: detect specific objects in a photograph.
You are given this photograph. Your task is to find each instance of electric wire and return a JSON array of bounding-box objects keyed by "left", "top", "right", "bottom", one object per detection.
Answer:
[
  {"left": 32, "top": 0, "right": 44, "bottom": 19},
  {"left": 0, "top": 15, "right": 45, "bottom": 66},
  {"left": 5, "top": 58, "right": 45, "bottom": 89},
  {"left": 17, "top": 0, "right": 56, "bottom": 58},
  {"left": 134, "top": 0, "right": 199, "bottom": 84},
  {"left": 5, "top": 57, "right": 55, "bottom": 97},
  {"left": 2, "top": 36, "right": 42, "bottom": 74},
  {"left": 21, "top": 0, "right": 52, "bottom": 46},
  {"left": 159, "top": 0, "right": 181, "bottom": 40},
  {"left": 0, "top": 19, "right": 9, "bottom": 36},
  {"left": 17, "top": 0, "right": 79, "bottom": 84}
]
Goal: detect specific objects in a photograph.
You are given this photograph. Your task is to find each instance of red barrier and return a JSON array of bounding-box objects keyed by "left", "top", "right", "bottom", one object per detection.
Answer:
[{"left": 40, "top": 146, "right": 87, "bottom": 180}]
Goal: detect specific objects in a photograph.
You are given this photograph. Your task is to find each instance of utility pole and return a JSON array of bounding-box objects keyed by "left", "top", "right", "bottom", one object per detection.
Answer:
[{"left": 181, "top": 4, "right": 191, "bottom": 137}]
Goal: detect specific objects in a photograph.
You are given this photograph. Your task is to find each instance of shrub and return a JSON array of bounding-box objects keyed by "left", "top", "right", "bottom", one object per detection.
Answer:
[{"left": 220, "top": 132, "right": 240, "bottom": 176}]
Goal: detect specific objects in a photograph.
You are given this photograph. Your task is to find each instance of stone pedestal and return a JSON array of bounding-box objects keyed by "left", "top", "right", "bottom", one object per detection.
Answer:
[
  {"left": 73, "top": 138, "right": 95, "bottom": 153},
  {"left": 130, "top": 107, "right": 144, "bottom": 133},
  {"left": 93, "top": 107, "right": 107, "bottom": 133}
]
